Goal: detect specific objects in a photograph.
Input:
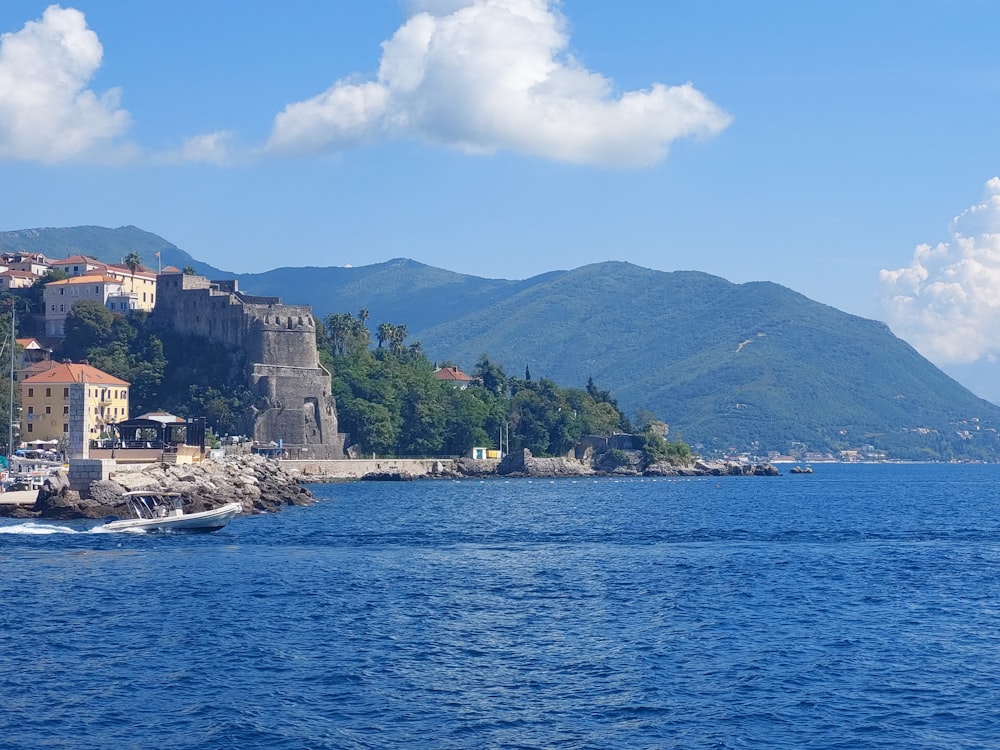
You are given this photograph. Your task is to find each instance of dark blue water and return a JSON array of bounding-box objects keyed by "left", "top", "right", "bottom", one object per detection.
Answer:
[{"left": 2, "top": 464, "right": 1000, "bottom": 749}]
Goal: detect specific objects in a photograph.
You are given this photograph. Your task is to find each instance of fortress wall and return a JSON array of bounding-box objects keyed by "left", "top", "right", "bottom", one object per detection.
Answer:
[
  {"left": 155, "top": 270, "right": 345, "bottom": 459},
  {"left": 246, "top": 309, "right": 319, "bottom": 368}
]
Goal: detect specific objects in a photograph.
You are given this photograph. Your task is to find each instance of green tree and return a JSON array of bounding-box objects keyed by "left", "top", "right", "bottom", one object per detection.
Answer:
[
  {"left": 62, "top": 300, "right": 115, "bottom": 360},
  {"left": 473, "top": 355, "right": 507, "bottom": 397}
]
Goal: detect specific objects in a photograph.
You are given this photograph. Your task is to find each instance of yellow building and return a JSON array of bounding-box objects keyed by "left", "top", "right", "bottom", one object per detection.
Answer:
[{"left": 21, "top": 362, "right": 129, "bottom": 442}]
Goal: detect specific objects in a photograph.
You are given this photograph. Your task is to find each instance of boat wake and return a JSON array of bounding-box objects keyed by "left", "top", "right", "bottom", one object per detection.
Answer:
[{"left": 0, "top": 522, "right": 82, "bottom": 535}]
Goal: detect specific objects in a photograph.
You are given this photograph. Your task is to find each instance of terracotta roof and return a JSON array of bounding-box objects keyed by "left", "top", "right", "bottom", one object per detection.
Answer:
[
  {"left": 49, "top": 255, "right": 102, "bottom": 266},
  {"left": 434, "top": 366, "right": 475, "bottom": 382},
  {"left": 45, "top": 274, "right": 123, "bottom": 286},
  {"left": 160, "top": 266, "right": 182, "bottom": 274},
  {"left": 105, "top": 262, "right": 156, "bottom": 277},
  {"left": 0, "top": 269, "right": 39, "bottom": 278},
  {"left": 22, "top": 362, "right": 129, "bottom": 386},
  {"left": 22, "top": 360, "right": 59, "bottom": 376}
]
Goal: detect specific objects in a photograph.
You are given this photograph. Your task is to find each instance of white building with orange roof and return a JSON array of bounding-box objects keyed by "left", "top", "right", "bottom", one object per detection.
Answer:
[
  {"left": 48, "top": 254, "right": 106, "bottom": 277},
  {"left": 0, "top": 269, "right": 40, "bottom": 290},
  {"left": 434, "top": 365, "right": 476, "bottom": 389},
  {"left": 46, "top": 254, "right": 158, "bottom": 318},
  {"left": 21, "top": 362, "right": 129, "bottom": 442},
  {"left": 43, "top": 274, "right": 126, "bottom": 336}
]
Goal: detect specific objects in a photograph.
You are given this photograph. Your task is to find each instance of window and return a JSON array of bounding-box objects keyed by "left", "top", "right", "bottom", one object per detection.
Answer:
[
  {"left": 26, "top": 406, "right": 33, "bottom": 415},
  {"left": 45, "top": 388, "right": 51, "bottom": 397},
  {"left": 59, "top": 288, "right": 64, "bottom": 296},
  {"left": 27, "top": 388, "right": 33, "bottom": 397},
  {"left": 63, "top": 388, "right": 68, "bottom": 398},
  {"left": 63, "top": 423, "right": 68, "bottom": 433},
  {"left": 45, "top": 406, "right": 51, "bottom": 415},
  {"left": 63, "top": 406, "right": 68, "bottom": 416},
  {"left": 27, "top": 424, "right": 32, "bottom": 433}
]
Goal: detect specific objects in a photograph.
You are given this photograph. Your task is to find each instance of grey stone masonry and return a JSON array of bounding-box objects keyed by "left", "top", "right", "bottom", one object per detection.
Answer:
[{"left": 154, "top": 270, "right": 345, "bottom": 458}]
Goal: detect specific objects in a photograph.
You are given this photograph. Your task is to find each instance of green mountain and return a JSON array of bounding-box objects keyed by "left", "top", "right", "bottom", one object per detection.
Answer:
[
  {"left": 412, "top": 262, "right": 1000, "bottom": 458},
  {"left": 0, "top": 225, "right": 227, "bottom": 278},
  {"left": 4, "top": 226, "right": 998, "bottom": 460},
  {"left": 234, "top": 259, "right": 562, "bottom": 332}
]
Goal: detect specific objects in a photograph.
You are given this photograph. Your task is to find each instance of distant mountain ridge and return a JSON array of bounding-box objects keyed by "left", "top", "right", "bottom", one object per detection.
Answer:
[
  {"left": 3, "top": 225, "right": 999, "bottom": 460},
  {"left": 0, "top": 225, "right": 228, "bottom": 279}
]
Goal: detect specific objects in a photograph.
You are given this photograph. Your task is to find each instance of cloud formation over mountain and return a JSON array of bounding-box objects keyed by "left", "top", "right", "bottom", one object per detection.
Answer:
[
  {"left": 0, "top": 5, "right": 130, "bottom": 163},
  {"left": 267, "top": 0, "right": 731, "bottom": 167},
  {"left": 881, "top": 178, "right": 1000, "bottom": 364}
]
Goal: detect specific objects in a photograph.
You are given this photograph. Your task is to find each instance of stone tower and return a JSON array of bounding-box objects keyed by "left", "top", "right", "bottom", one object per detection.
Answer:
[{"left": 154, "top": 270, "right": 344, "bottom": 459}]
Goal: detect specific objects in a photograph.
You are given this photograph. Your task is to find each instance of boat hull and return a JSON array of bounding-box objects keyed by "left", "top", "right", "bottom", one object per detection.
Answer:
[{"left": 103, "top": 502, "right": 242, "bottom": 533}]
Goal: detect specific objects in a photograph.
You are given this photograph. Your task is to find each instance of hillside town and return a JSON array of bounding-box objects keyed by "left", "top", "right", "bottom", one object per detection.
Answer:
[{"left": 0, "top": 249, "right": 349, "bottom": 501}]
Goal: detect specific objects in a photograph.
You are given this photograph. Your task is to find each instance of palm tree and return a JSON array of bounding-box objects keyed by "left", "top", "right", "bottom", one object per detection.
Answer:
[
  {"left": 123, "top": 251, "right": 142, "bottom": 295},
  {"left": 377, "top": 322, "right": 393, "bottom": 349},
  {"left": 390, "top": 324, "right": 407, "bottom": 355}
]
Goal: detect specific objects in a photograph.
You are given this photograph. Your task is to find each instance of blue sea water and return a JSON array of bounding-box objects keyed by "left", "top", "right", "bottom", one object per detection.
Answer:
[{"left": 2, "top": 463, "right": 1000, "bottom": 749}]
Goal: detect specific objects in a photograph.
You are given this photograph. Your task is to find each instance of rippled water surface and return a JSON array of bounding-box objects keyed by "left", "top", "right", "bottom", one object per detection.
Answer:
[{"left": 3, "top": 463, "right": 1000, "bottom": 748}]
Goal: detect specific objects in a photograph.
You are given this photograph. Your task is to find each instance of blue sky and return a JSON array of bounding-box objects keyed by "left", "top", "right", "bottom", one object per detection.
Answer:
[{"left": 3, "top": 1, "right": 1000, "bottom": 399}]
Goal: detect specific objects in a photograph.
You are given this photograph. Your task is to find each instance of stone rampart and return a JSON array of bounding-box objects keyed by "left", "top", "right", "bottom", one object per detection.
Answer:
[{"left": 154, "top": 270, "right": 344, "bottom": 459}]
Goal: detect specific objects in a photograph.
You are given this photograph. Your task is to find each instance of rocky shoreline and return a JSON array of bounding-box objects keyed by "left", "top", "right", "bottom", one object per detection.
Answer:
[
  {"left": 1, "top": 453, "right": 312, "bottom": 520},
  {"left": 0, "top": 450, "right": 779, "bottom": 520},
  {"left": 300, "top": 450, "right": 780, "bottom": 482}
]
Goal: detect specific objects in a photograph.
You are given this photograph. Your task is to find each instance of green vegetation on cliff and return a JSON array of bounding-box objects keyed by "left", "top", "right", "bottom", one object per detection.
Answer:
[{"left": 319, "top": 310, "right": 675, "bottom": 460}]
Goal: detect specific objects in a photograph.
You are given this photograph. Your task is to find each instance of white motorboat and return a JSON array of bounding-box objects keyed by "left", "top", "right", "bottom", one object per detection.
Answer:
[{"left": 102, "top": 491, "right": 241, "bottom": 533}]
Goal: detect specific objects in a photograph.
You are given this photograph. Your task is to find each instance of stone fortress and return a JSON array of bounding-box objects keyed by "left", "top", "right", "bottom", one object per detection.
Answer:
[{"left": 154, "top": 270, "right": 345, "bottom": 459}]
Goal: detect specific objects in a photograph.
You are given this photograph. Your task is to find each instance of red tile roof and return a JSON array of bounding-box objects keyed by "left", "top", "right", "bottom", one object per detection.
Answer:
[
  {"left": 22, "top": 362, "right": 129, "bottom": 386},
  {"left": 434, "top": 366, "right": 474, "bottom": 382}
]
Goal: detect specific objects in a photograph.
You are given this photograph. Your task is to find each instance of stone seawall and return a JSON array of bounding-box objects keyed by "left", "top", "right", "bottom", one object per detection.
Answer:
[{"left": 283, "top": 458, "right": 464, "bottom": 480}]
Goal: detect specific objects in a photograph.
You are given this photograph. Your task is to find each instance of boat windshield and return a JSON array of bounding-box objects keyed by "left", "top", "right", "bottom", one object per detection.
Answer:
[{"left": 123, "top": 494, "right": 174, "bottom": 519}]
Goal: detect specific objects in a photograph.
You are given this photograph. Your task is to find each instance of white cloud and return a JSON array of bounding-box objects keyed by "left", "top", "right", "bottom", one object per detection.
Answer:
[
  {"left": 881, "top": 177, "right": 1000, "bottom": 364},
  {"left": 267, "top": 0, "right": 731, "bottom": 167},
  {"left": 0, "top": 5, "right": 130, "bottom": 163},
  {"left": 157, "top": 131, "right": 236, "bottom": 166}
]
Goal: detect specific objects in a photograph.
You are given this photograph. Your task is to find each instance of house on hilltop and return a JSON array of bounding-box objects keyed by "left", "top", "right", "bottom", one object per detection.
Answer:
[{"left": 434, "top": 366, "right": 475, "bottom": 389}]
